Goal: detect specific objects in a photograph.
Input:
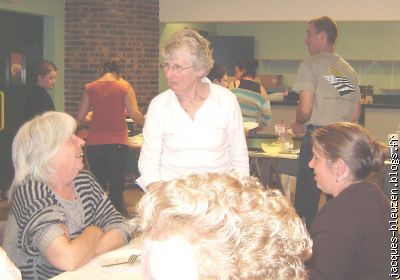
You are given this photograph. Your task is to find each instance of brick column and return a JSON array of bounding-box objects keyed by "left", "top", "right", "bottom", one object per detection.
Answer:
[{"left": 64, "top": 0, "right": 159, "bottom": 115}]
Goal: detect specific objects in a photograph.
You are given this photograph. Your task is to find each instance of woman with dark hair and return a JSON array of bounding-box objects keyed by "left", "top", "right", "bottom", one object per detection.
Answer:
[
  {"left": 24, "top": 59, "right": 58, "bottom": 121},
  {"left": 206, "top": 63, "right": 228, "bottom": 87},
  {"left": 308, "top": 122, "right": 391, "bottom": 280},
  {"left": 76, "top": 58, "right": 144, "bottom": 216},
  {"left": 234, "top": 59, "right": 267, "bottom": 98}
]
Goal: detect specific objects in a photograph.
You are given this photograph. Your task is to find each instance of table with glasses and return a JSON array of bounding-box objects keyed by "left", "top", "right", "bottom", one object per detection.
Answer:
[
  {"left": 249, "top": 147, "right": 299, "bottom": 199},
  {"left": 247, "top": 134, "right": 300, "bottom": 197},
  {"left": 51, "top": 238, "right": 143, "bottom": 280}
]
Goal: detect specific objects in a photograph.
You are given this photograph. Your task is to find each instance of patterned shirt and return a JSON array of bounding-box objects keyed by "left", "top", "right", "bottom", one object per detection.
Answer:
[
  {"left": 2, "top": 170, "right": 133, "bottom": 280},
  {"left": 292, "top": 52, "right": 360, "bottom": 126},
  {"left": 231, "top": 88, "right": 272, "bottom": 128}
]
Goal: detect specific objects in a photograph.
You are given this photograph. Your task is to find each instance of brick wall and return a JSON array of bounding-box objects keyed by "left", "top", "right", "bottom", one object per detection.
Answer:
[{"left": 64, "top": 0, "right": 159, "bottom": 115}]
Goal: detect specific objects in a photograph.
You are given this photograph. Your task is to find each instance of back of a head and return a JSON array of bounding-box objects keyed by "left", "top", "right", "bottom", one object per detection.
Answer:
[
  {"left": 101, "top": 58, "right": 122, "bottom": 75},
  {"left": 10, "top": 112, "right": 76, "bottom": 200},
  {"left": 162, "top": 28, "right": 214, "bottom": 74},
  {"left": 137, "top": 173, "right": 312, "bottom": 280},
  {"left": 312, "top": 122, "right": 388, "bottom": 180},
  {"left": 28, "top": 59, "right": 57, "bottom": 84},
  {"left": 207, "top": 63, "right": 227, "bottom": 82},
  {"left": 236, "top": 59, "right": 259, "bottom": 78},
  {"left": 309, "top": 16, "right": 338, "bottom": 45}
]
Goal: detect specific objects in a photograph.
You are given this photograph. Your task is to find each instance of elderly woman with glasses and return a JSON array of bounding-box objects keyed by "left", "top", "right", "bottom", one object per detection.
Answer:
[
  {"left": 2, "top": 112, "right": 134, "bottom": 279},
  {"left": 137, "top": 29, "right": 249, "bottom": 190}
]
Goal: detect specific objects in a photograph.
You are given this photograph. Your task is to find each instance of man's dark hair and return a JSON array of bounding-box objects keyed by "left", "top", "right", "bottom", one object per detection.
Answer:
[{"left": 309, "top": 16, "right": 338, "bottom": 44}]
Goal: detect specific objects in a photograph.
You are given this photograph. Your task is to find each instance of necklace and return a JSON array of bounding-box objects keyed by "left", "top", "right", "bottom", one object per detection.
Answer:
[
  {"left": 177, "top": 95, "right": 195, "bottom": 113},
  {"left": 177, "top": 83, "right": 209, "bottom": 113}
]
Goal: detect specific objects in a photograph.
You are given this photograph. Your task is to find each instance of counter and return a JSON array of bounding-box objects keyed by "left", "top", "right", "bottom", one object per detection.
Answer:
[{"left": 268, "top": 101, "right": 400, "bottom": 142}]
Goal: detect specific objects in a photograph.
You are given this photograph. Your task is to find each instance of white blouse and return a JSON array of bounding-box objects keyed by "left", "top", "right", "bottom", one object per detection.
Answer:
[
  {"left": 0, "top": 247, "right": 21, "bottom": 280},
  {"left": 137, "top": 79, "right": 249, "bottom": 189}
]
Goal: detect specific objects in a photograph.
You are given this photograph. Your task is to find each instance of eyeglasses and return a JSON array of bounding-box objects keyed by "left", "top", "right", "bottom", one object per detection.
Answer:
[{"left": 160, "top": 63, "right": 193, "bottom": 74}]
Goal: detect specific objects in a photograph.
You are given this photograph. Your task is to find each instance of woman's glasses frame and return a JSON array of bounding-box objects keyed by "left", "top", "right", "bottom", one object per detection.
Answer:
[{"left": 160, "top": 63, "right": 193, "bottom": 74}]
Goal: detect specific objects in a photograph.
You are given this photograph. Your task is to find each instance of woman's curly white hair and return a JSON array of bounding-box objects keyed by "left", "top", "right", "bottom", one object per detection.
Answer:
[{"left": 137, "top": 173, "right": 312, "bottom": 280}]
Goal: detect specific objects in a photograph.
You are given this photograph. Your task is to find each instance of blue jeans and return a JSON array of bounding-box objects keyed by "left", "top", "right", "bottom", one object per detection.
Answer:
[{"left": 86, "top": 144, "right": 129, "bottom": 215}]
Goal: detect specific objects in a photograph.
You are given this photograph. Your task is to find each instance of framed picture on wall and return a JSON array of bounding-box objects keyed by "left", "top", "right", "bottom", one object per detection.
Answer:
[{"left": 5, "top": 52, "right": 26, "bottom": 87}]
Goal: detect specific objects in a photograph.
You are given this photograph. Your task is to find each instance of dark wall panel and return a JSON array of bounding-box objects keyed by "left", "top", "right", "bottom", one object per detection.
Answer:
[{"left": 208, "top": 35, "right": 255, "bottom": 76}]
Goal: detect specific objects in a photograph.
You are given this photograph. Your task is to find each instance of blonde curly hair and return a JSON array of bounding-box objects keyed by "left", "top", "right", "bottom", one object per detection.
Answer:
[{"left": 137, "top": 173, "right": 312, "bottom": 280}]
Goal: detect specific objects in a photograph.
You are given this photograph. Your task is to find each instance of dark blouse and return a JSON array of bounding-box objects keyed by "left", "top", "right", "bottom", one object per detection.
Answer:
[
  {"left": 308, "top": 182, "right": 392, "bottom": 280},
  {"left": 25, "top": 85, "right": 55, "bottom": 121},
  {"left": 238, "top": 79, "right": 262, "bottom": 93}
]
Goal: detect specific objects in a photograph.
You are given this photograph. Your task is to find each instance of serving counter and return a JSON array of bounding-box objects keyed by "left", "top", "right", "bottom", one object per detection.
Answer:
[{"left": 267, "top": 101, "right": 400, "bottom": 142}]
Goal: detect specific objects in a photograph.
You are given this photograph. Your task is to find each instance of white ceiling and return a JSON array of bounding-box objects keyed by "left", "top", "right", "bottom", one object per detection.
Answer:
[{"left": 160, "top": 0, "right": 400, "bottom": 22}]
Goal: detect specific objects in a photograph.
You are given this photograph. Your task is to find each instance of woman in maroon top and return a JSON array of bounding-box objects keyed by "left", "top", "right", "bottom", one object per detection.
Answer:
[
  {"left": 76, "top": 58, "right": 144, "bottom": 216},
  {"left": 308, "top": 122, "right": 391, "bottom": 280}
]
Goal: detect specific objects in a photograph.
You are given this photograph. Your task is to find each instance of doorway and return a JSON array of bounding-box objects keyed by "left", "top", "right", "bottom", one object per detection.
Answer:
[{"left": 0, "top": 10, "right": 43, "bottom": 198}]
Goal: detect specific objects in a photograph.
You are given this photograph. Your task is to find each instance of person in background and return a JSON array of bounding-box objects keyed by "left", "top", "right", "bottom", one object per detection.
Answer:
[
  {"left": 231, "top": 87, "right": 272, "bottom": 131},
  {"left": 234, "top": 59, "right": 268, "bottom": 99},
  {"left": 24, "top": 59, "right": 57, "bottom": 121},
  {"left": 137, "top": 29, "right": 249, "bottom": 190},
  {"left": 137, "top": 173, "right": 312, "bottom": 280},
  {"left": 290, "top": 16, "right": 361, "bottom": 228},
  {"left": 308, "top": 122, "right": 390, "bottom": 280},
  {"left": 206, "top": 63, "right": 228, "bottom": 87},
  {"left": 76, "top": 58, "right": 145, "bottom": 216},
  {"left": 2, "top": 112, "right": 133, "bottom": 279}
]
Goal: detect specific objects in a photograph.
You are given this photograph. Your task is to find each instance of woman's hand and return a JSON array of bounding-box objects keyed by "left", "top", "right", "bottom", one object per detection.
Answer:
[
  {"left": 290, "top": 122, "right": 305, "bottom": 136},
  {"left": 95, "top": 229, "right": 127, "bottom": 256},
  {"left": 59, "top": 223, "right": 70, "bottom": 240},
  {"left": 45, "top": 225, "right": 104, "bottom": 271}
]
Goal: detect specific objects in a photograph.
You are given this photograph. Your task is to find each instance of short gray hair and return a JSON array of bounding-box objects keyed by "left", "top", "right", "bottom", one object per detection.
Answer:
[
  {"left": 10, "top": 112, "right": 77, "bottom": 200},
  {"left": 162, "top": 29, "right": 214, "bottom": 75}
]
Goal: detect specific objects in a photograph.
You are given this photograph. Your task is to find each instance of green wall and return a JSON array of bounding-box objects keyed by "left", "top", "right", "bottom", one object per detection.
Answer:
[
  {"left": 161, "top": 21, "right": 400, "bottom": 94},
  {"left": 0, "top": 0, "right": 65, "bottom": 110}
]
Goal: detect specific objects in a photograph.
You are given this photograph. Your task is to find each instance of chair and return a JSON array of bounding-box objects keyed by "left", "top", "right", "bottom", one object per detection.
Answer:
[
  {"left": 0, "top": 199, "right": 9, "bottom": 221},
  {"left": 123, "top": 183, "right": 144, "bottom": 217},
  {"left": 0, "top": 220, "right": 6, "bottom": 245}
]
